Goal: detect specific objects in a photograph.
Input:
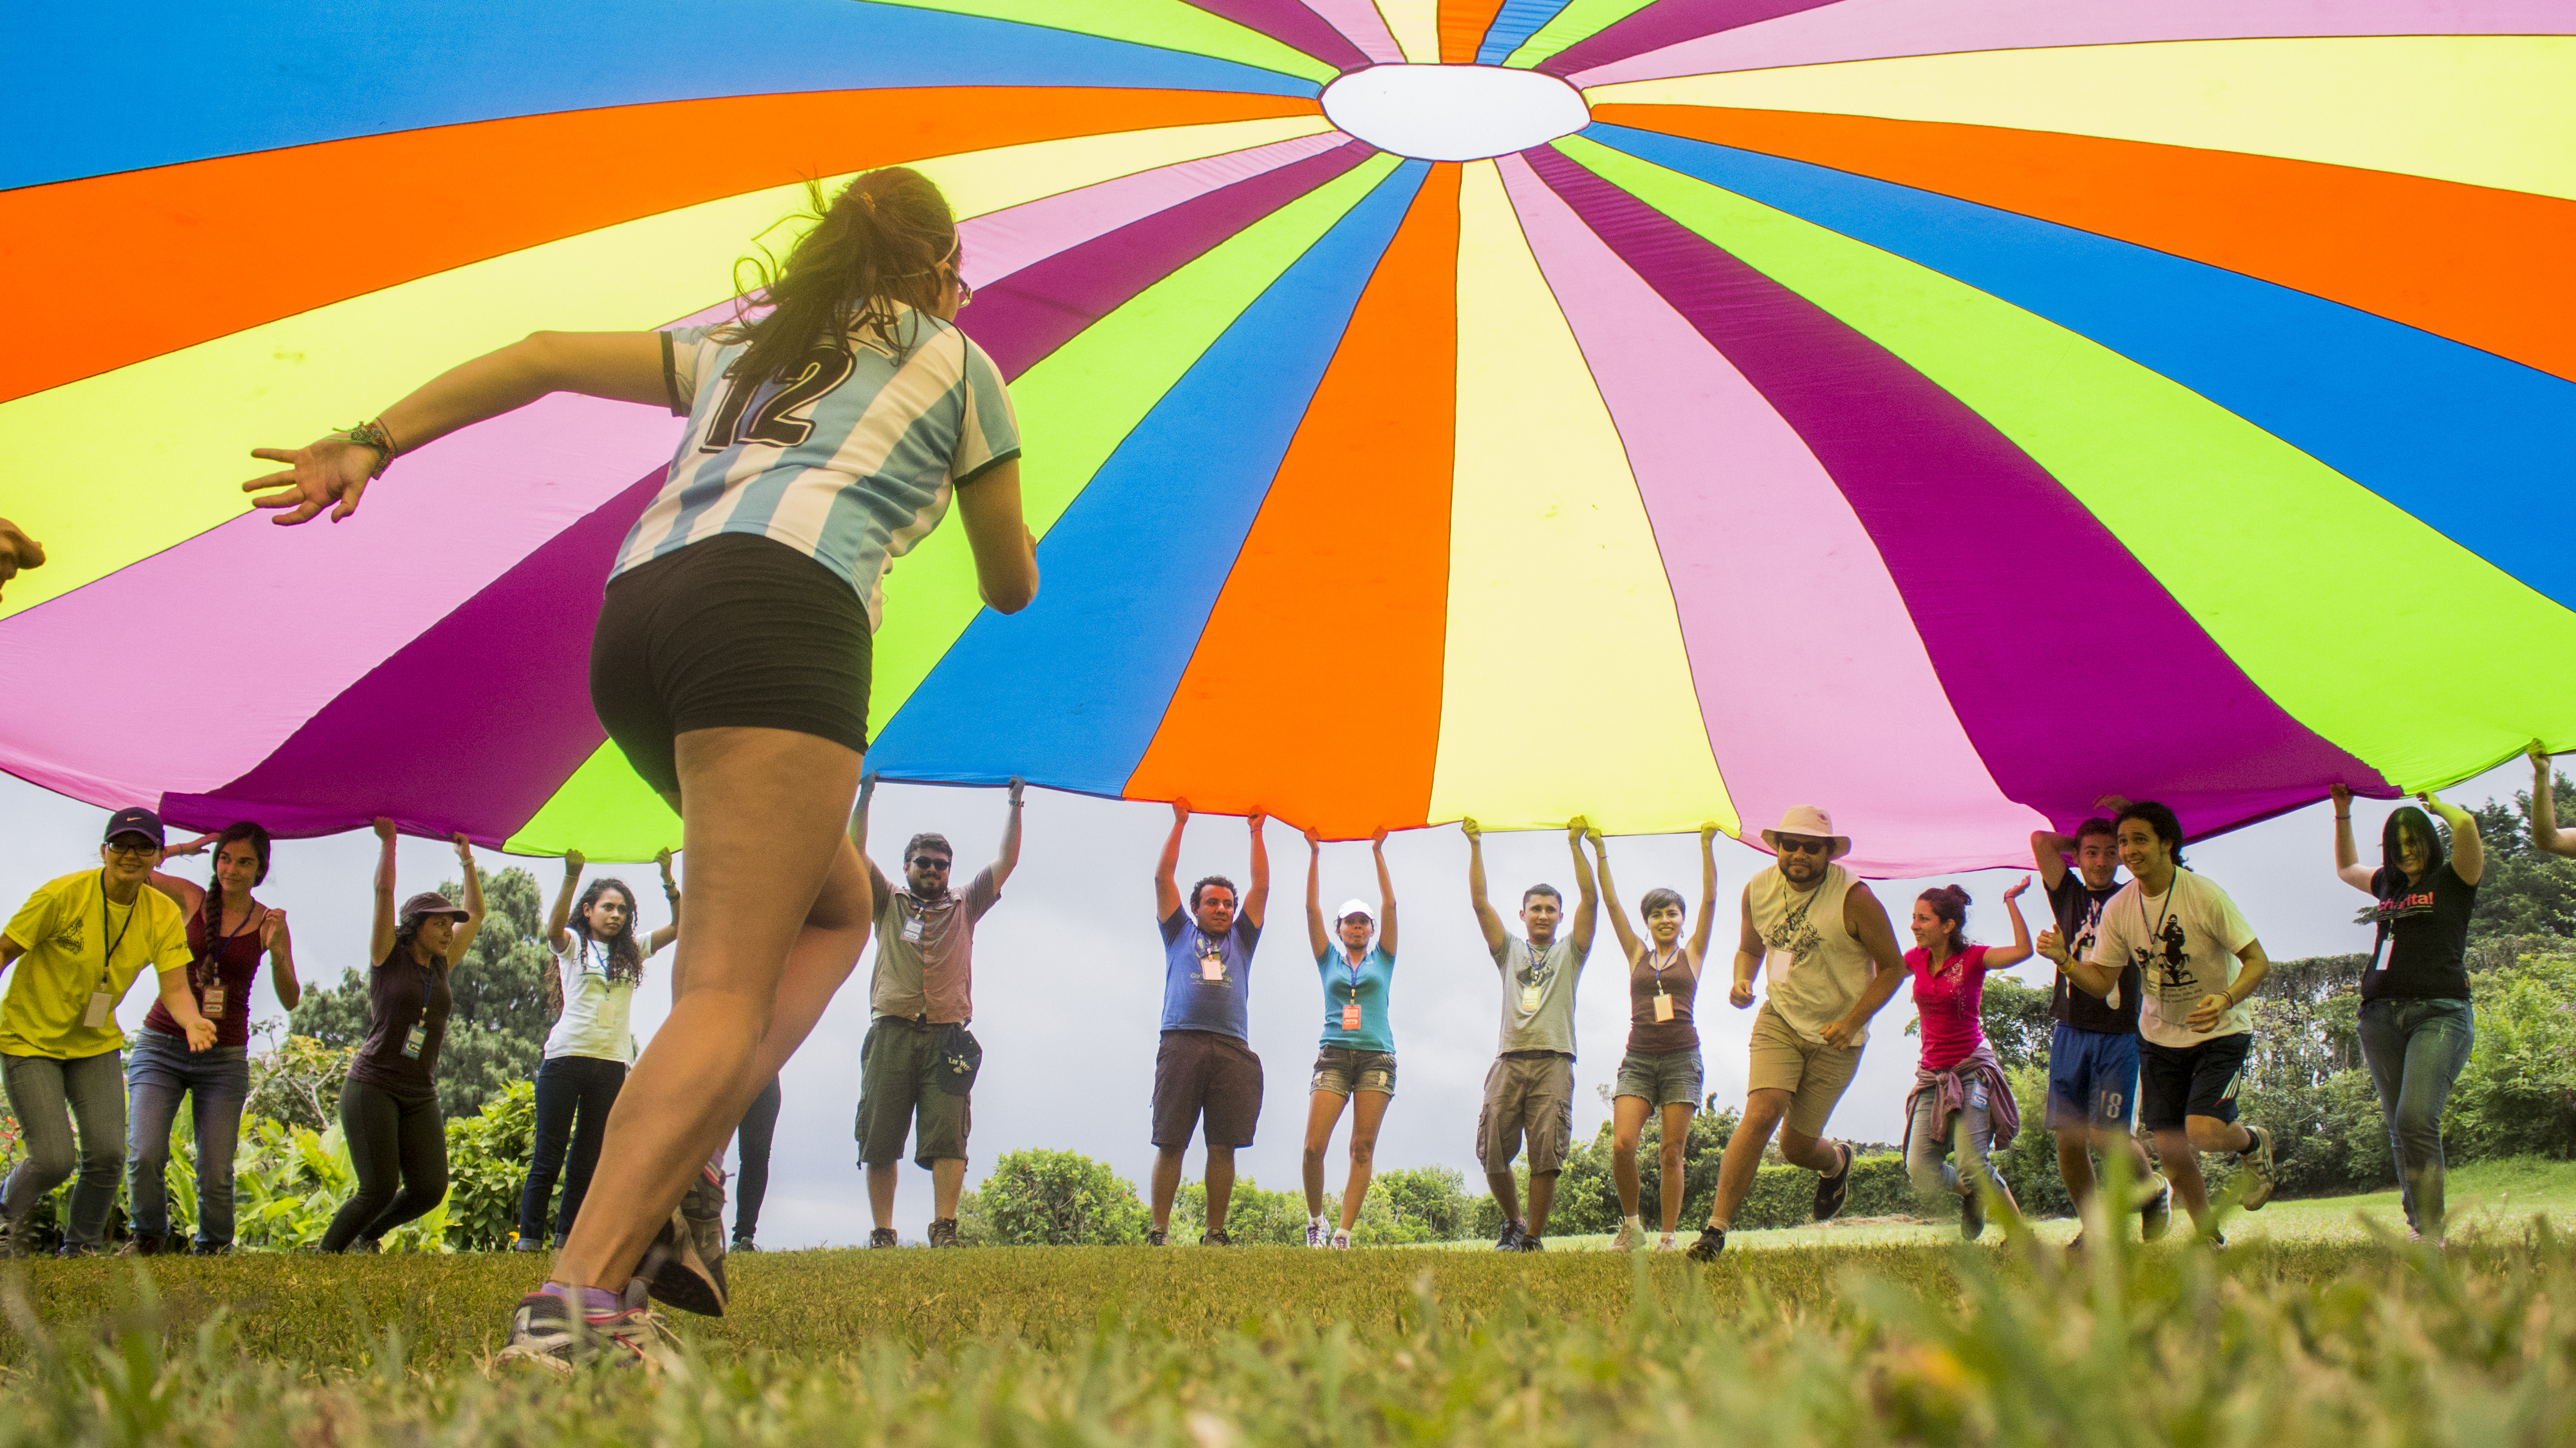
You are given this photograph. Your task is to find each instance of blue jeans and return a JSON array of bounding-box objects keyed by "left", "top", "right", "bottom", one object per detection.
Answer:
[
  {"left": 2357, "top": 997, "right": 2475, "bottom": 1236},
  {"left": 2, "top": 1051, "right": 127, "bottom": 1252},
  {"left": 125, "top": 1032, "right": 251, "bottom": 1250}
]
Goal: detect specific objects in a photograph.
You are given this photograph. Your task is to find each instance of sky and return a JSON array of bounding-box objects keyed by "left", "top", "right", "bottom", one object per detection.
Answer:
[{"left": 0, "top": 757, "right": 2543, "bottom": 1246}]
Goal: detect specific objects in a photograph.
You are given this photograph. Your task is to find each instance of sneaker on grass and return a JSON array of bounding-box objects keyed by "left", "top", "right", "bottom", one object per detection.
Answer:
[
  {"left": 1655, "top": 1234, "right": 1679, "bottom": 1253},
  {"left": 1491, "top": 1220, "right": 1526, "bottom": 1252},
  {"left": 926, "top": 1218, "right": 961, "bottom": 1249},
  {"left": 1684, "top": 1226, "right": 1727, "bottom": 1262},
  {"left": 1306, "top": 1219, "right": 1328, "bottom": 1249},
  {"left": 868, "top": 1228, "right": 899, "bottom": 1249},
  {"left": 2237, "top": 1125, "right": 2278, "bottom": 1210},
  {"left": 1147, "top": 1228, "right": 1169, "bottom": 1247},
  {"left": 730, "top": 1237, "right": 760, "bottom": 1254},
  {"left": 1516, "top": 1234, "right": 1545, "bottom": 1252},
  {"left": 1813, "top": 1144, "right": 1855, "bottom": 1222},
  {"left": 2142, "top": 1175, "right": 2174, "bottom": 1242},
  {"left": 1611, "top": 1219, "right": 1643, "bottom": 1252},
  {"left": 1199, "top": 1229, "right": 1234, "bottom": 1247},
  {"left": 1330, "top": 1229, "right": 1351, "bottom": 1250},
  {"left": 642, "top": 1189, "right": 728, "bottom": 1317},
  {"left": 500, "top": 1279, "right": 674, "bottom": 1374},
  {"left": 1960, "top": 1189, "right": 1985, "bottom": 1241}
]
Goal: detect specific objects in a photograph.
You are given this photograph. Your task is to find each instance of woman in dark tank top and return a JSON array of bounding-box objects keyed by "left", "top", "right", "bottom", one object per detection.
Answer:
[
  {"left": 133, "top": 821, "right": 301, "bottom": 1253},
  {"left": 318, "top": 819, "right": 484, "bottom": 1254},
  {"left": 1590, "top": 825, "right": 1719, "bottom": 1253},
  {"left": 2330, "top": 785, "right": 2482, "bottom": 1244}
]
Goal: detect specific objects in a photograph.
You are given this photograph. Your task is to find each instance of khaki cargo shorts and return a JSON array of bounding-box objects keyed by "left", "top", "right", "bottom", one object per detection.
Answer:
[
  {"left": 1475, "top": 1051, "right": 1574, "bottom": 1175},
  {"left": 1746, "top": 1003, "right": 1863, "bottom": 1139}
]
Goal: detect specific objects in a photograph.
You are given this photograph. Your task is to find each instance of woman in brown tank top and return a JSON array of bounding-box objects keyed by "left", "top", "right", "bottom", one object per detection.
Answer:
[{"left": 1592, "top": 825, "right": 1719, "bottom": 1252}]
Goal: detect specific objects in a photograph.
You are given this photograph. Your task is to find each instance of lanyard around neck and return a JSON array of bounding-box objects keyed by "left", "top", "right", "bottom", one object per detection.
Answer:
[{"left": 98, "top": 870, "right": 142, "bottom": 990}]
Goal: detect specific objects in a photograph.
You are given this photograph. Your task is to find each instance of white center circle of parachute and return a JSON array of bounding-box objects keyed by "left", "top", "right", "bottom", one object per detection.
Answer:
[{"left": 1320, "top": 64, "right": 1590, "bottom": 162}]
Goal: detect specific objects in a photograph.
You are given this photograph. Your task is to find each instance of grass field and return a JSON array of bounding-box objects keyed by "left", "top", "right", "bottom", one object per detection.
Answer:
[{"left": 4, "top": 1164, "right": 2575, "bottom": 1444}]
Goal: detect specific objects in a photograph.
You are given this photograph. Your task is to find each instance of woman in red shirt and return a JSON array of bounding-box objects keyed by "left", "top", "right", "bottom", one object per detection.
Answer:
[{"left": 1901, "top": 878, "right": 2032, "bottom": 1239}]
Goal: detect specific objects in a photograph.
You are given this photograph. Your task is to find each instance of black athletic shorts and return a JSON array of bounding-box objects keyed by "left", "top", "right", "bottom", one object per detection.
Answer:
[
  {"left": 2137, "top": 1031, "right": 2251, "bottom": 1132},
  {"left": 589, "top": 533, "right": 872, "bottom": 795}
]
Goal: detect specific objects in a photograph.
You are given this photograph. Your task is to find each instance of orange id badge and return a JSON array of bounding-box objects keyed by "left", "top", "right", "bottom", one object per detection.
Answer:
[
  {"left": 1652, "top": 991, "right": 1674, "bottom": 1023},
  {"left": 201, "top": 981, "right": 226, "bottom": 1019},
  {"left": 1341, "top": 1002, "right": 1362, "bottom": 1031}
]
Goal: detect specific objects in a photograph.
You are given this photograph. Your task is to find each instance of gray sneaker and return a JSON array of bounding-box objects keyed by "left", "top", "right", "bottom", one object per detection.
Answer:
[
  {"left": 868, "top": 1228, "right": 899, "bottom": 1249},
  {"left": 499, "top": 1278, "right": 675, "bottom": 1374},
  {"left": 2238, "top": 1126, "right": 2278, "bottom": 1210},
  {"left": 641, "top": 1171, "right": 729, "bottom": 1317},
  {"left": 926, "top": 1218, "right": 961, "bottom": 1249},
  {"left": 1491, "top": 1220, "right": 1526, "bottom": 1252},
  {"left": 2141, "top": 1175, "right": 2174, "bottom": 1242}
]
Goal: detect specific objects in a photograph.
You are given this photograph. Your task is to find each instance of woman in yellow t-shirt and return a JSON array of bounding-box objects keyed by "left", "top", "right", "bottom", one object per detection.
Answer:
[{"left": 0, "top": 808, "right": 216, "bottom": 1256}]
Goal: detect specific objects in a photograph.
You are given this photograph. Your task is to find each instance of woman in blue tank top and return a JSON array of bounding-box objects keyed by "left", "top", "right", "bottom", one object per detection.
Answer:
[{"left": 1298, "top": 827, "right": 1398, "bottom": 1250}]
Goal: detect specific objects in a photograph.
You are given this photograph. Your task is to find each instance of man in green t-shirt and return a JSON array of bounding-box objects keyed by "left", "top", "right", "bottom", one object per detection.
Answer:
[{"left": 0, "top": 809, "right": 216, "bottom": 1256}]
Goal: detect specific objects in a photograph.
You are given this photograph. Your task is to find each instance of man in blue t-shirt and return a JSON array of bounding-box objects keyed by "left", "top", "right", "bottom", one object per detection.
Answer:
[{"left": 1148, "top": 802, "right": 1269, "bottom": 1246}]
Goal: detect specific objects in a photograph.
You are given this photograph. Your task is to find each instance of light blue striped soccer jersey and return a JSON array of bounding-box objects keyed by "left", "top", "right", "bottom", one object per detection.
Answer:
[{"left": 612, "top": 305, "right": 1020, "bottom": 629}]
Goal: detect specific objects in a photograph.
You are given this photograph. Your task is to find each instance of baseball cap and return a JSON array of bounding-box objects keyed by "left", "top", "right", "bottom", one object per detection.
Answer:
[
  {"left": 399, "top": 891, "right": 470, "bottom": 928},
  {"left": 1335, "top": 898, "right": 1375, "bottom": 923},
  {"left": 103, "top": 807, "right": 165, "bottom": 847}
]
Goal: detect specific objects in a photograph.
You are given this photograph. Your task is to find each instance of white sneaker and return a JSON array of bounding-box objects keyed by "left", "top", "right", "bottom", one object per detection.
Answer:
[
  {"left": 1329, "top": 1229, "right": 1351, "bottom": 1250},
  {"left": 1611, "top": 1219, "right": 1643, "bottom": 1252},
  {"left": 1305, "top": 1219, "right": 1328, "bottom": 1249},
  {"left": 1655, "top": 1233, "right": 1679, "bottom": 1252}
]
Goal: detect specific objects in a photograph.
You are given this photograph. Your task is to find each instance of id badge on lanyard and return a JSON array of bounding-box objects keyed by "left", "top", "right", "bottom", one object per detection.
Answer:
[
  {"left": 1198, "top": 936, "right": 1226, "bottom": 983},
  {"left": 1341, "top": 953, "right": 1365, "bottom": 1031},
  {"left": 401, "top": 965, "right": 434, "bottom": 1058},
  {"left": 201, "top": 979, "right": 226, "bottom": 1019},
  {"left": 1652, "top": 989, "right": 1675, "bottom": 1023},
  {"left": 901, "top": 905, "right": 926, "bottom": 946}
]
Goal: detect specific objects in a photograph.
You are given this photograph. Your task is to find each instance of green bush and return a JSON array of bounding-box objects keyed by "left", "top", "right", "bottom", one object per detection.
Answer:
[
  {"left": 244, "top": 1033, "right": 357, "bottom": 1133},
  {"left": 2451, "top": 951, "right": 2576, "bottom": 1160},
  {"left": 1173, "top": 1177, "right": 1306, "bottom": 1245},
  {"left": 1371, "top": 1165, "right": 1466, "bottom": 1242},
  {"left": 442, "top": 1078, "right": 539, "bottom": 1251},
  {"left": 979, "top": 1148, "right": 1146, "bottom": 1246}
]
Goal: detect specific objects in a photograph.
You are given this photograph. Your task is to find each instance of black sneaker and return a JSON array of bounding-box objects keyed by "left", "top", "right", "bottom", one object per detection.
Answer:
[
  {"left": 926, "top": 1218, "right": 960, "bottom": 1249},
  {"left": 868, "top": 1228, "right": 899, "bottom": 1249},
  {"left": 1813, "top": 1144, "right": 1855, "bottom": 1222},
  {"left": 1198, "top": 1229, "right": 1233, "bottom": 1247},
  {"left": 1684, "top": 1225, "right": 1727, "bottom": 1262},
  {"left": 511, "top": 1235, "right": 545, "bottom": 1253},
  {"left": 1960, "top": 1189, "right": 1985, "bottom": 1241},
  {"left": 1517, "top": 1234, "right": 1545, "bottom": 1252},
  {"left": 1147, "top": 1228, "right": 1169, "bottom": 1247},
  {"left": 498, "top": 1279, "right": 673, "bottom": 1374},
  {"left": 1492, "top": 1220, "right": 1526, "bottom": 1252}
]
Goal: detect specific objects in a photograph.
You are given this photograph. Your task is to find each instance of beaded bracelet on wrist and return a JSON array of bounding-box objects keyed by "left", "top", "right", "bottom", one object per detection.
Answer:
[{"left": 336, "top": 417, "right": 399, "bottom": 479}]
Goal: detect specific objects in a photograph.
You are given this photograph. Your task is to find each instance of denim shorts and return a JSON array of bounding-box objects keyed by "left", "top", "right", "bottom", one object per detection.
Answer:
[
  {"left": 1613, "top": 1047, "right": 1704, "bottom": 1108},
  {"left": 1310, "top": 1046, "right": 1396, "bottom": 1097}
]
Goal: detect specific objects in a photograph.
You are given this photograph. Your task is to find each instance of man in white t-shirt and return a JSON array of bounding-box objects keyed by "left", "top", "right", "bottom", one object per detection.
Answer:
[{"left": 2073, "top": 801, "right": 2277, "bottom": 1236}]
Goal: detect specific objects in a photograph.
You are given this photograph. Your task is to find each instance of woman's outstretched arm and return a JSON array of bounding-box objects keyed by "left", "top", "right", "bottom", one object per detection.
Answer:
[
  {"left": 243, "top": 331, "right": 668, "bottom": 526},
  {"left": 1985, "top": 875, "right": 2035, "bottom": 970},
  {"left": 1688, "top": 823, "right": 1719, "bottom": 963},
  {"left": 1373, "top": 828, "right": 1397, "bottom": 960},
  {"left": 548, "top": 849, "right": 585, "bottom": 953}
]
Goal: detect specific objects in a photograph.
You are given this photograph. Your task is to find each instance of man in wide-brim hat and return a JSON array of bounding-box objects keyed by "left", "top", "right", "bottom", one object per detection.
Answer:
[{"left": 1688, "top": 806, "right": 1908, "bottom": 1260}]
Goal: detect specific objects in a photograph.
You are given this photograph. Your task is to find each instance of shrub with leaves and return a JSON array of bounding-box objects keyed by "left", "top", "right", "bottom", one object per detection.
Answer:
[{"left": 978, "top": 1149, "right": 1146, "bottom": 1246}]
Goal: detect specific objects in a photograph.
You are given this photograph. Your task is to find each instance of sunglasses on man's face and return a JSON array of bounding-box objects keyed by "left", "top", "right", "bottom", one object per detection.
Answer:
[
  {"left": 911, "top": 856, "right": 952, "bottom": 871},
  {"left": 1775, "top": 837, "right": 1831, "bottom": 856},
  {"left": 104, "top": 841, "right": 157, "bottom": 859}
]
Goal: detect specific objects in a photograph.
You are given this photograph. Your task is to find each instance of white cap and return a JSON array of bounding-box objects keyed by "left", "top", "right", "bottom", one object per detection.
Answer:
[{"left": 1335, "top": 898, "right": 1376, "bottom": 923}]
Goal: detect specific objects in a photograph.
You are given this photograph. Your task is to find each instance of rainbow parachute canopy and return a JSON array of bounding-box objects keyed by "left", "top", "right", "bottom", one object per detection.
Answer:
[{"left": 3, "top": 2, "right": 2573, "bottom": 875}]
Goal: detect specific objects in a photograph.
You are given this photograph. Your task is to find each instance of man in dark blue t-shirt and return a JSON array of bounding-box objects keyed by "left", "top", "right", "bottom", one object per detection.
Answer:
[
  {"left": 1148, "top": 802, "right": 1269, "bottom": 1246},
  {"left": 2033, "top": 816, "right": 2169, "bottom": 1246}
]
